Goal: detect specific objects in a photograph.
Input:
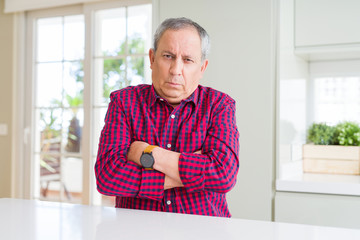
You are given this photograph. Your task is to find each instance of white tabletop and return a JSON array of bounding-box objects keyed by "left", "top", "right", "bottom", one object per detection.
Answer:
[{"left": 1, "top": 198, "right": 359, "bottom": 240}]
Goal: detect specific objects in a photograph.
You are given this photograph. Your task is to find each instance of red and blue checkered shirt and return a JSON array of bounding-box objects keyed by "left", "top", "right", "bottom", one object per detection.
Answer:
[{"left": 95, "top": 84, "right": 239, "bottom": 217}]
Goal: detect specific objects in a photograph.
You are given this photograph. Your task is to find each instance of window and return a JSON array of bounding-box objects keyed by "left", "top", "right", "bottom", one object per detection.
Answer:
[
  {"left": 91, "top": 3, "right": 152, "bottom": 205},
  {"left": 25, "top": 1, "right": 152, "bottom": 206},
  {"left": 312, "top": 77, "right": 360, "bottom": 125},
  {"left": 33, "top": 14, "right": 85, "bottom": 203},
  {"left": 277, "top": 59, "right": 360, "bottom": 196}
]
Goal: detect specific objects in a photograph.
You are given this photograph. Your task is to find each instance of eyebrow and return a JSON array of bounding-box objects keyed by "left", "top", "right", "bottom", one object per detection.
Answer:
[
  {"left": 161, "top": 50, "right": 175, "bottom": 56},
  {"left": 162, "top": 50, "right": 194, "bottom": 59}
]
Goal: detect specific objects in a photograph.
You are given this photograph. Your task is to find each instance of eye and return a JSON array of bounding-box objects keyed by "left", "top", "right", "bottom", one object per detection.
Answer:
[
  {"left": 185, "top": 58, "right": 194, "bottom": 63},
  {"left": 163, "top": 54, "right": 173, "bottom": 59}
]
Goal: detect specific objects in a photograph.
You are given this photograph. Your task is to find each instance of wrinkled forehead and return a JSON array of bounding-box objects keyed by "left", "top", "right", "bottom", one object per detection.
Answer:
[{"left": 157, "top": 28, "right": 202, "bottom": 55}]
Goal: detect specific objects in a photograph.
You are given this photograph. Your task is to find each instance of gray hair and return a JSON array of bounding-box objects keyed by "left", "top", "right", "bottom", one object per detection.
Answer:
[{"left": 153, "top": 17, "right": 210, "bottom": 62}]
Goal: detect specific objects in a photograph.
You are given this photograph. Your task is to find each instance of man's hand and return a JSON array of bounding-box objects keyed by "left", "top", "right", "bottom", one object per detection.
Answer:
[{"left": 164, "top": 175, "right": 184, "bottom": 190}]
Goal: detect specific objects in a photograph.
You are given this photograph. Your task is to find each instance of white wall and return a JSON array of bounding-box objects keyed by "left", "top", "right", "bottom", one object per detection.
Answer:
[{"left": 157, "top": 0, "right": 276, "bottom": 220}]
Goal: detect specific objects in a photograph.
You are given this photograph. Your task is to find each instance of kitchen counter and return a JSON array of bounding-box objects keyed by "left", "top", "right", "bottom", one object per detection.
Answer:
[{"left": 1, "top": 198, "right": 359, "bottom": 240}]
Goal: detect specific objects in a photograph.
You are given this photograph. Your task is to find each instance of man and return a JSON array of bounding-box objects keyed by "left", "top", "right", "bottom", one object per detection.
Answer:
[{"left": 95, "top": 17, "right": 239, "bottom": 217}]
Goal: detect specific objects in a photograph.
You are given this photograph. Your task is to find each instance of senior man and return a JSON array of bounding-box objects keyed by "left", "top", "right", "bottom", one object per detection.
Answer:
[{"left": 95, "top": 17, "right": 239, "bottom": 217}]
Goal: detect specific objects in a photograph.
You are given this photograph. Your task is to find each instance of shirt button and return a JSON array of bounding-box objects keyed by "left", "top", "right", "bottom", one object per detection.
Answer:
[
  {"left": 166, "top": 200, "right": 171, "bottom": 205},
  {"left": 167, "top": 144, "right": 171, "bottom": 148},
  {"left": 171, "top": 114, "right": 175, "bottom": 119},
  {"left": 160, "top": 98, "right": 164, "bottom": 101}
]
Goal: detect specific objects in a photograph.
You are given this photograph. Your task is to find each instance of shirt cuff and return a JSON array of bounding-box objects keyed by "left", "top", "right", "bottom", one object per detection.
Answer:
[
  {"left": 178, "top": 152, "right": 206, "bottom": 192},
  {"left": 137, "top": 169, "right": 165, "bottom": 201}
]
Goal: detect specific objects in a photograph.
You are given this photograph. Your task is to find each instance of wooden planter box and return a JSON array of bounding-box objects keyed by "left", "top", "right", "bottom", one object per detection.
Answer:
[{"left": 303, "top": 144, "right": 360, "bottom": 175}]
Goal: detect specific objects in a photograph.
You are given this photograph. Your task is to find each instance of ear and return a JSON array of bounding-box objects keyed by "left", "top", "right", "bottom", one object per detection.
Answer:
[
  {"left": 149, "top": 49, "right": 155, "bottom": 69},
  {"left": 199, "top": 59, "right": 209, "bottom": 78}
]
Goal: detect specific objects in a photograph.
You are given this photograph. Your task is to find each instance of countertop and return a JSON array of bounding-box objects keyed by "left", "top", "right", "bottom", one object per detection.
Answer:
[{"left": 1, "top": 198, "right": 360, "bottom": 240}]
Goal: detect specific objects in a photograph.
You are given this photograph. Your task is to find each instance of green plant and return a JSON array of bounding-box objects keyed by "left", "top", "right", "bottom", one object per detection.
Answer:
[
  {"left": 307, "top": 123, "right": 336, "bottom": 145},
  {"left": 102, "top": 35, "right": 146, "bottom": 100},
  {"left": 335, "top": 122, "right": 360, "bottom": 146},
  {"left": 307, "top": 121, "right": 360, "bottom": 146}
]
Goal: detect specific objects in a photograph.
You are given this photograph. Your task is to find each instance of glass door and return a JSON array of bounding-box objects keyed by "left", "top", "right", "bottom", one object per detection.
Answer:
[{"left": 33, "top": 14, "right": 85, "bottom": 203}]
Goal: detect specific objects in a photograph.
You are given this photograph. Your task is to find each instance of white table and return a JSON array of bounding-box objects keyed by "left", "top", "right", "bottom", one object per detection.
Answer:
[{"left": 1, "top": 198, "right": 359, "bottom": 240}]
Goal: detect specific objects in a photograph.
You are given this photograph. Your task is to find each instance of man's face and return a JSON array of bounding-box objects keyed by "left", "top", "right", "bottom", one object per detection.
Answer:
[{"left": 149, "top": 27, "right": 208, "bottom": 107}]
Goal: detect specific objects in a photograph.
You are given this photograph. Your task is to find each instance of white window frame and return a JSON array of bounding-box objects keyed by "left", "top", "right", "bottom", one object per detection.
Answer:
[{"left": 17, "top": 0, "right": 152, "bottom": 205}]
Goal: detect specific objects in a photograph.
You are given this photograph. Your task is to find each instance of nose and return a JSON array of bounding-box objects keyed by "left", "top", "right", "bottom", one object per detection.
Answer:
[{"left": 169, "top": 58, "right": 183, "bottom": 76}]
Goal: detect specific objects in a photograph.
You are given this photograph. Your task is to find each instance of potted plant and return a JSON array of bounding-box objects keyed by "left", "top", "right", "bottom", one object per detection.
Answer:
[{"left": 303, "top": 122, "right": 360, "bottom": 175}]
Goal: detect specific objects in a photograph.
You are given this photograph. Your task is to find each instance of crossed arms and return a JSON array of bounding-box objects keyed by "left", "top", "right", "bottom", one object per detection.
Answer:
[{"left": 95, "top": 91, "right": 240, "bottom": 201}]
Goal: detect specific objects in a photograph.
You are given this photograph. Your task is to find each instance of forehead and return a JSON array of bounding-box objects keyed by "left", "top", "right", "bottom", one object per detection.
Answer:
[{"left": 157, "top": 27, "right": 201, "bottom": 55}]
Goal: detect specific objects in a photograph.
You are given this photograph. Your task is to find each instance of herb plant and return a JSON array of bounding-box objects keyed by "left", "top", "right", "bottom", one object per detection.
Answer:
[
  {"left": 335, "top": 122, "right": 360, "bottom": 146},
  {"left": 307, "top": 121, "right": 360, "bottom": 146},
  {"left": 307, "top": 123, "right": 336, "bottom": 145}
]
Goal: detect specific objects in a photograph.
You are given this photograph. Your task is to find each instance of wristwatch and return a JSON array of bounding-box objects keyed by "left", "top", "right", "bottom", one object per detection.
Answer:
[{"left": 140, "top": 145, "right": 158, "bottom": 170}]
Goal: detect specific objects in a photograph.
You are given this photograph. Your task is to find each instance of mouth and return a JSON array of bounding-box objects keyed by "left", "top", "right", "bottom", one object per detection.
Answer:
[{"left": 166, "top": 82, "right": 182, "bottom": 87}]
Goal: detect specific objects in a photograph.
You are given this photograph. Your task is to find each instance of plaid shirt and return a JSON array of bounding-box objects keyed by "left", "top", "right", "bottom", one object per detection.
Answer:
[{"left": 95, "top": 84, "right": 239, "bottom": 217}]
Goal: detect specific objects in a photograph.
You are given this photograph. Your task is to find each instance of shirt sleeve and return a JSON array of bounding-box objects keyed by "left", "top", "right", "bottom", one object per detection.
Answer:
[
  {"left": 178, "top": 98, "right": 240, "bottom": 193},
  {"left": 95, "top": 92, "right": 165, "bottom": 201}
]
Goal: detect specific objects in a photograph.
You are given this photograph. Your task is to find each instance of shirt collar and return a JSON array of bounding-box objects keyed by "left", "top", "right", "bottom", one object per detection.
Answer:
[
  {"left": 183, "top": 86, "right": 199, "bottom": 106},
  {"left": 149, "top": 85, "right": 200, "bottom": 107},
  {"left": 149, "top": 85, "right": 159, "bottom": 107}
]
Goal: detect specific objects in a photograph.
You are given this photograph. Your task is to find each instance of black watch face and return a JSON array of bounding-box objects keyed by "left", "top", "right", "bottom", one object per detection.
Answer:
[{"left": 140, "top": 153, "right": 154, "bottom": 168}]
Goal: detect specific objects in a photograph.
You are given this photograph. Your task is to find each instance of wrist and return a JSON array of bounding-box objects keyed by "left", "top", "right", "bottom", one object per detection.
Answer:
[
  {"left": 127, "top": 141, "right": 149, "bottom": 165},
  {"left": 140, "top": 145, "right": 158, "bottom": 169}
]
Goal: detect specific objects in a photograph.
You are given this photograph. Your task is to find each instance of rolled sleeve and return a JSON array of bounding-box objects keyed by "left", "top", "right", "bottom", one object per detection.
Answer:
[
  {"left": 178, "top": 97, "right": 239, "bottom": 194},
  {"left": 178, "top": 152, "right": 207, "bottom": 192},
  {"left": 138, "top": 170, "right": 165, "bottom": 201}
]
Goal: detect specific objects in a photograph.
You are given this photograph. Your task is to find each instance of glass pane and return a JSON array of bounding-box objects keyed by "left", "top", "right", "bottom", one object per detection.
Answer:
[
  {"left": 37, "top": 108, "right": 62, "bottom": 154},
  {"left": 36, "top": 62, "right": 63, "bottom": 107},
  {"left": 39, "top": 155, "right": 82, "bottom": 203},
  {"left": 38, "top": 153, "right": 62, "bottom": 201},
  {"left": 64, "top": 15, "right": 85, "bottom": 60},
  {"left": 127, "top": 56, "right": 145, "bottom": 86},
  {"left": 63, "top": 61, "right": 84, "bottom": 108},
  {"left": 37, "top": 17, "right": 63, "bottom": 62},
  {"left": 92, "top": 107, "right": 107, "bottom": 157},
  {"left": 34, "top": 13, "right": 85, "bottom": 205},
  {"left": 96, "top": 8, "right": 126, "bottom": 56},
  {"left": 128, "top": 4, "right": 152, "bottom": 54},
  {"left": 94, "top": 58, "right": 126, "bottom": 104},
  {"left": 62, "top": 157, "right": 83, "bottom": 204},
  {"left": 63, "top": 108, "right": 83, "bottom": 153},
  {"left": 40, "top": 153, "right": 61, "bottom": 189},
  {"left": 144, "top": 56, "right": 151, "bottom": 84},
  {"left": 314, "top": 77, "right": 360, "bottom": 125}
]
